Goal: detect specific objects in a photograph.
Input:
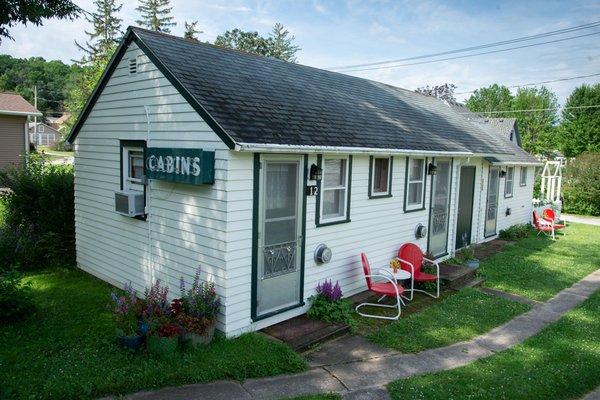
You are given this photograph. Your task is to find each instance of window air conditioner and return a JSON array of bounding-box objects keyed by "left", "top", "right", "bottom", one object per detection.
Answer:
[{"left": 115, "top": 190, "right": 145, "bottom": 217}]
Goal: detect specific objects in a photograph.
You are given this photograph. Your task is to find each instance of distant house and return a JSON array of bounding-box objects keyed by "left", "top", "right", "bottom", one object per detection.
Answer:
[
  {"left": 0, "top": 92, "right": 42, "bottom": 169},
  {"left": 29, "top": 122, "right": 62, "bottom": 147}
]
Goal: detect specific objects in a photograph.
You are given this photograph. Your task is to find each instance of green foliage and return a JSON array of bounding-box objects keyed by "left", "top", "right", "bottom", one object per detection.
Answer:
[
  {"left": 0, "top": 0, "right": 80, "bottom": 43},
  {"left": 368, "top": 288, "right": 528, "bottom": 353},
  {"left": 183, "top": 20, "right": 202, "bottom": 41},
  {"left": 307, "top": 294, "right": 354, "bottom": 325},
  {"left": 0, "top": 268, "right": 34, "bottom": 322},
  {"left": 562, "top": 153, "right": 600, "bottom": 216},
  {"left": 0, "top": 155, "right": 75, "bottom": 270},
  {"left": 74, "top": 0, "right": 123, "bottom": 64},
  {"left": 388, "top": 289, "right": 600, "bottom": 400},
  {"left": 499, "top": 223, "right": 533, "bottom": 240},
  {"left": 479, "top": 222, "right": 600, "bottom": 301},
  {"left": 135, "top": 0, "right": 176, "bottom": 33},
  {"left": 0, "top": 269, "right": 306, "bottom": 399},
  {"left": 0, "top": 54, "right": 82, "bottom": 115},
  {"left": 215, "top": 23, "right": 300, "bottom": 62},
  {"left": 559, "top": 83, "right": 600, "bottom": 157},
  {"left": 466, "top": 84, "right": 559, "bottom": 156}
]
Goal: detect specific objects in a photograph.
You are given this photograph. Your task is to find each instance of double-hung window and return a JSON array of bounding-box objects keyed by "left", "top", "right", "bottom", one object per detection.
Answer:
[
  {"left": 317, "top": 155, "right": 351, "bottom": 225},
  {"left": 369, "top": 156, "right": 392, "bottom": 198},
  {"left": 504, "top": 166, "right": 514, "bottom": 198},
  {"left": 121, "top": 141, "right": 146, "bottom": 193},
  {"left": 519, "top": 166, "right": 527, "bottom": 186},
  {"left": 404, "top": 157, "right": 426, "bottom": 211}
]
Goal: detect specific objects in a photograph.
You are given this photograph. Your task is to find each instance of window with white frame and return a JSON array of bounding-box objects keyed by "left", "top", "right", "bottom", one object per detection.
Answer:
[
  {"left": 405, "top": 157, "right": 426, "bottom": 211},
  {"left": 519, "top": 166, "right": 527, "bottom": 186},
  {"left": 369, "top": 156, "right": 392, "bottom": 197},
  {"left": 121, "top": 143, "right": 146, "bottom": 192},
  {"left": 504, "top": 166, "right": 514, "bottom": 197},
  {"left": 319, "top": 156, "right": 350, "bottom": 224}
]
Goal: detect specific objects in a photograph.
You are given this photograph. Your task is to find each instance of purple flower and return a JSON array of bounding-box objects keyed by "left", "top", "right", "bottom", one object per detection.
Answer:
[{"left": 316, "top": 279, "right": 343, "bottom": 302}]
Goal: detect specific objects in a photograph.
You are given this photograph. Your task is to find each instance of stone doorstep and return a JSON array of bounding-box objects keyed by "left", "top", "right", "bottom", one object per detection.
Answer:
[{"left": 306, "top": 334, "right": 398, "bottom": 368}]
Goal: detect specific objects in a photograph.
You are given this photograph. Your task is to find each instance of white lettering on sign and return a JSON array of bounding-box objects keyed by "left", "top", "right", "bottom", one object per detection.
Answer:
[{"left": 146, "top": 155, "right": 203, "bottom": 176}]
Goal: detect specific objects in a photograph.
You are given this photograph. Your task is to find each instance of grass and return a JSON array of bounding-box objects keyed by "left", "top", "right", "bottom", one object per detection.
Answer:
[
  {"left": 479, "top": 222, "right": 600, "bottom": 301},
  {"left": 388, "top": 288, "right": 600, "bottom": 399},
  {"left": 367, "top": 288, "right": 529, "bottom": 353},
  {"left": 0, "top": 269, "right": 307, "bottom": 400}
]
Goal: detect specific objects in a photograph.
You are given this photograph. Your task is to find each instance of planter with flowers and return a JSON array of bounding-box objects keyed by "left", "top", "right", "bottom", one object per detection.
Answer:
[
  {"left": 110, "top": 283, "right": 146, "bottom": 350},
  {"left": 142, "top": 279, "right": 181, "bottom": 358},
  {"left": 175, "top": 268, "right": 221, "bottom": 348},
  {"left": 307, "top": 279, "right": 353, "bottom": 326}
]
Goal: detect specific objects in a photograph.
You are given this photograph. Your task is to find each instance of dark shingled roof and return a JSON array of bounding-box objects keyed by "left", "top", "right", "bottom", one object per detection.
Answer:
[{"left": 68, "top": 27, "right": 522, "bottom": 157}]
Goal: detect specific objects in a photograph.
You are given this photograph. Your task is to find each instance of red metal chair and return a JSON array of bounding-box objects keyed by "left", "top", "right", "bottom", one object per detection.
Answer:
[
  {"left": 396, "top": 243, "right": 440, "bottom": 300},
  {"left": 533, "top": 210, "right": 555, "bottom": 240},
  {"left": 356, "top": 253, "right": 405, "bottom": 320},
  {"left": 542, "top": 208, "right": 566, "bottom": 236}
]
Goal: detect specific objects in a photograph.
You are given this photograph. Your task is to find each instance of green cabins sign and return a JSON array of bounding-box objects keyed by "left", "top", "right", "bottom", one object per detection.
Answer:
[{"left": 145, "top": 148, "right": 215, "bottom": 185}]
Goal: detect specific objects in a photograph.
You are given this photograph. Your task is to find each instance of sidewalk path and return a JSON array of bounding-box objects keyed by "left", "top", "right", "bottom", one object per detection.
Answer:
[
  {"left": 563, "top": 214, "right": 600, "bottom": 226},
  {"left": 117, "top": 269, "right": 600, "bottom": 400}
]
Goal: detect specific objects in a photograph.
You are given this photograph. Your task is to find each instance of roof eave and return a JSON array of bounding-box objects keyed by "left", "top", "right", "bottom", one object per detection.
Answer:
[{"left": 0, "top": 110, "right": 42, "bottom": 117}]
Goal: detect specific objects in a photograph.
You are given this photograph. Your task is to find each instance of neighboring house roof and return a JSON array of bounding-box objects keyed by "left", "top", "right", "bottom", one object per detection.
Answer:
[
  {"left": 28, "top": 122, "right": 61, "bottom": 134},
  {"left": 68, "top": 27, "right": 517, "bottom": 157},
  {"left": 0, "top": 92, "right": 42, "bottom": 117}
]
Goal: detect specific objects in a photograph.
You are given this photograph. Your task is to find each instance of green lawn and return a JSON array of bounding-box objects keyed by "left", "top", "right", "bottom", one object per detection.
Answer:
[
  {"left": 388, "top": 288, "right": 600, "bottom": 399},
  {"left": 479, "top": 222, "right": 600, "bottom": 301},
  {"left": 367, "top": 288, "right": 529, "bottom": 353},
  {"left": 0, "top": 269, "right": 307, "bottom": 400}
]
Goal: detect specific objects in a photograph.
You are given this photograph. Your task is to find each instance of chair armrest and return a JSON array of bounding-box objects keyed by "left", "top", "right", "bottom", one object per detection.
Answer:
[
  {"left": 423, "top": 257, "right": 440, "bottom": 276},
  {"left": 364, "top": 274, "right": 401, "bottom": 297},
  {"left": 376, "top": 268, "right": 397, "bottom": 281},
  {"left": 396, "top": 257, "right": 415, "bottom": 275}
]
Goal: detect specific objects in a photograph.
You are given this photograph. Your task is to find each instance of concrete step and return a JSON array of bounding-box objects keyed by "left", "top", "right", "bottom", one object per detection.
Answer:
[{"left": 439, "top": 263, "right": 479, "bottom": 290}]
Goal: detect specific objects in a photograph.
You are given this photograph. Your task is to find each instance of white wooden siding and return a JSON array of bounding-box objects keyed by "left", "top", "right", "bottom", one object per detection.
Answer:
[{"left": 73, "top": 42, "right": 231, "bottom": 331}]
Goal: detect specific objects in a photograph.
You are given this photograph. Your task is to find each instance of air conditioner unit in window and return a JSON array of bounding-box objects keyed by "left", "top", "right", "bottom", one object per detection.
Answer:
[{"left": 115, "top": 190, "right": 145, "bottom": 217}]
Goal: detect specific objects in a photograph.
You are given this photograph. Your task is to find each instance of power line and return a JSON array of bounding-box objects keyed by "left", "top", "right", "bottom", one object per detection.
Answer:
[
  {"left": 328, "top": 20, "right": 600, "bottom": 71},
  {"left": 455, "top": 72, "right": 600, "bottom": 95},
  {"left": 458, "top": 104, "right": 600, "bottom": 115},
  {"left": 335, "top": 31, "right": 600, "bottom": 73}
]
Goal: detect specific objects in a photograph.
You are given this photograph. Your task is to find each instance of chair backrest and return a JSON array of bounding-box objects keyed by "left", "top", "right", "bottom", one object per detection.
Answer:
[
  {"left": 360, "top": 253, "right": 373, "bottom": 290},
  {"left": 397, "top": 243, "right": 423, "bottom": 274},
  {"left": 532, "top": 210, "right": 542, "bottom": 228},
  {"left": 542, "top": 208, "right": 555, "bottom": 221}
]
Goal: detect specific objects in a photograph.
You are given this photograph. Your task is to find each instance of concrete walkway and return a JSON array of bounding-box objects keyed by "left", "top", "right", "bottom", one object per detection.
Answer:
[
  {"left": 563, "top": 214, "right": 600, "bottom": 226},
  {"left": 118, "top": 269, "right": 600, "bottom": 400}
]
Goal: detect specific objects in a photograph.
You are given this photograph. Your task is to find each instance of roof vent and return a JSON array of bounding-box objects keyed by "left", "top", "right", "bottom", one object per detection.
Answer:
[{"left": 128, "top": 58, "right": 137, "bottom": 74}]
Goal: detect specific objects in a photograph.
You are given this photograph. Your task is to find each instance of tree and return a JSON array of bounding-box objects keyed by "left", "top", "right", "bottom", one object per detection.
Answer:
[
  {"left": 465, "top": 84, "right": 513, "bottom": 117},
  {"left": 0, "top": 0, "right": 80, "bottom": 43},
  {"left": 214, "top": 23, "right": 300, "bottom": 62},
  {"left": 269, "top": 22, "right": 300, "bottom": 62},
  {"left": 465, "top": 84, "right": 559, "bottom": 156},
  {"left": 183, "top": 20, "right": 202, "bottom": 41},
  {"left": 74, "top": 0, "right": 123, "bottom": 64},
  {"left": 559, "top": 84, "right": 600, "bottom": 157},
  {"left": 415, "top": 83, "right": 457, "bottom": 102},
  {"left": 511, "top": 86, "right": 558, "bottom": 156},
  {"left": 135, "top": 0, "right": 175, "bottom": 33}
]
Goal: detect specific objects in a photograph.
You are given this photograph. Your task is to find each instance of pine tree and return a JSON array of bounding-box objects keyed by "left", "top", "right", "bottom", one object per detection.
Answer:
[
  {"left": 135, "top": 0, "right": 176, "bottom": 33},
  {"left": 74, "top": 0, "right": 123, "bottom": 64},
  {"left": 269, "top": 22, "right": 300, "bottom": 62},
  {"left": 183, "top": 20, "right": 202, "bottom": 41}
]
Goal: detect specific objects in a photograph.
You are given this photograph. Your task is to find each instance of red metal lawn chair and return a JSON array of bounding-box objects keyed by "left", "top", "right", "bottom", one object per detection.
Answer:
[
  {"left": 356, "top": 253, "right": 405, "bottom": 320},
  {"left": 533, "top": 210, "right": 556, "bottom": 240},
  {"left": 396, "top": 243, "right": 440, "bottom": 300},
  {"left": 542, "top": 208, "right": 566, "bottom": 236}
]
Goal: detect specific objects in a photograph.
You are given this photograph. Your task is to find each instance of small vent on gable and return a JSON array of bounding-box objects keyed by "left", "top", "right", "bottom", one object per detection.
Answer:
[{"left": 128, "top": 58, "right": 137, "bottom": 74}]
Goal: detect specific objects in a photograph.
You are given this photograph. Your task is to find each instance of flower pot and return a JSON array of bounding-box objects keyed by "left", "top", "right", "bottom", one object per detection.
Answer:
[
  {"left": 147, "top": 335, "right": 179, "bottom": 359},
  {"left": 183, "top": 323, "right": 216, "bottom": 348},
  {"left": 116, "top": 334, "right": 144, "bottom": 350},
  {"left": 465, "top": 259, "right": 480, "bottom": 270}
]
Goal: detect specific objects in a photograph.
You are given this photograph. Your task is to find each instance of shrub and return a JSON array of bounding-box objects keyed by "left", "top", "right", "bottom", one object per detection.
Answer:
[
  {"left": 175, "top": 267, "right": 221, "bottom": 335},
  {"left": 0, "top": 268, "right": 35, "bottom": 322},
  {"left": 499, "top": 223, "right": 532, "bottom": 240},
  {"left": 307, "top": 280, "right": 354, "bottom": 325},
  {"left": 0, "top": 155, "right": 74, "bottom": 269},
  {"left": 562, "top": 153, "right": 600, "bottom": 216}
]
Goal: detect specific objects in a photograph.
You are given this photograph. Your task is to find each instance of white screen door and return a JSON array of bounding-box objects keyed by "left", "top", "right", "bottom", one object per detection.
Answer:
[
  {"left": 256, "top": 155, "right": 304, "bottom": 317},
  {"left": 429, "top": 159, "right": 452, "bottom": 257},
  {"left": 485, "top": 166, "right": 500, "bottom": 237}
]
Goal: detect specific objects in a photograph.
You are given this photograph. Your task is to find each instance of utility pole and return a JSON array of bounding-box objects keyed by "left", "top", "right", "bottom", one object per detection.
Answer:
[{"left": 33, "top": 85, "right": 38, "bottom": 147}]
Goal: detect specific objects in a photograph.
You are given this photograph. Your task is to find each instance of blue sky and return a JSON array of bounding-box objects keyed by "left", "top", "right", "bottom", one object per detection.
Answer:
[{"left": 3, "top": 0, "right": 600, "bottom": 103}]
